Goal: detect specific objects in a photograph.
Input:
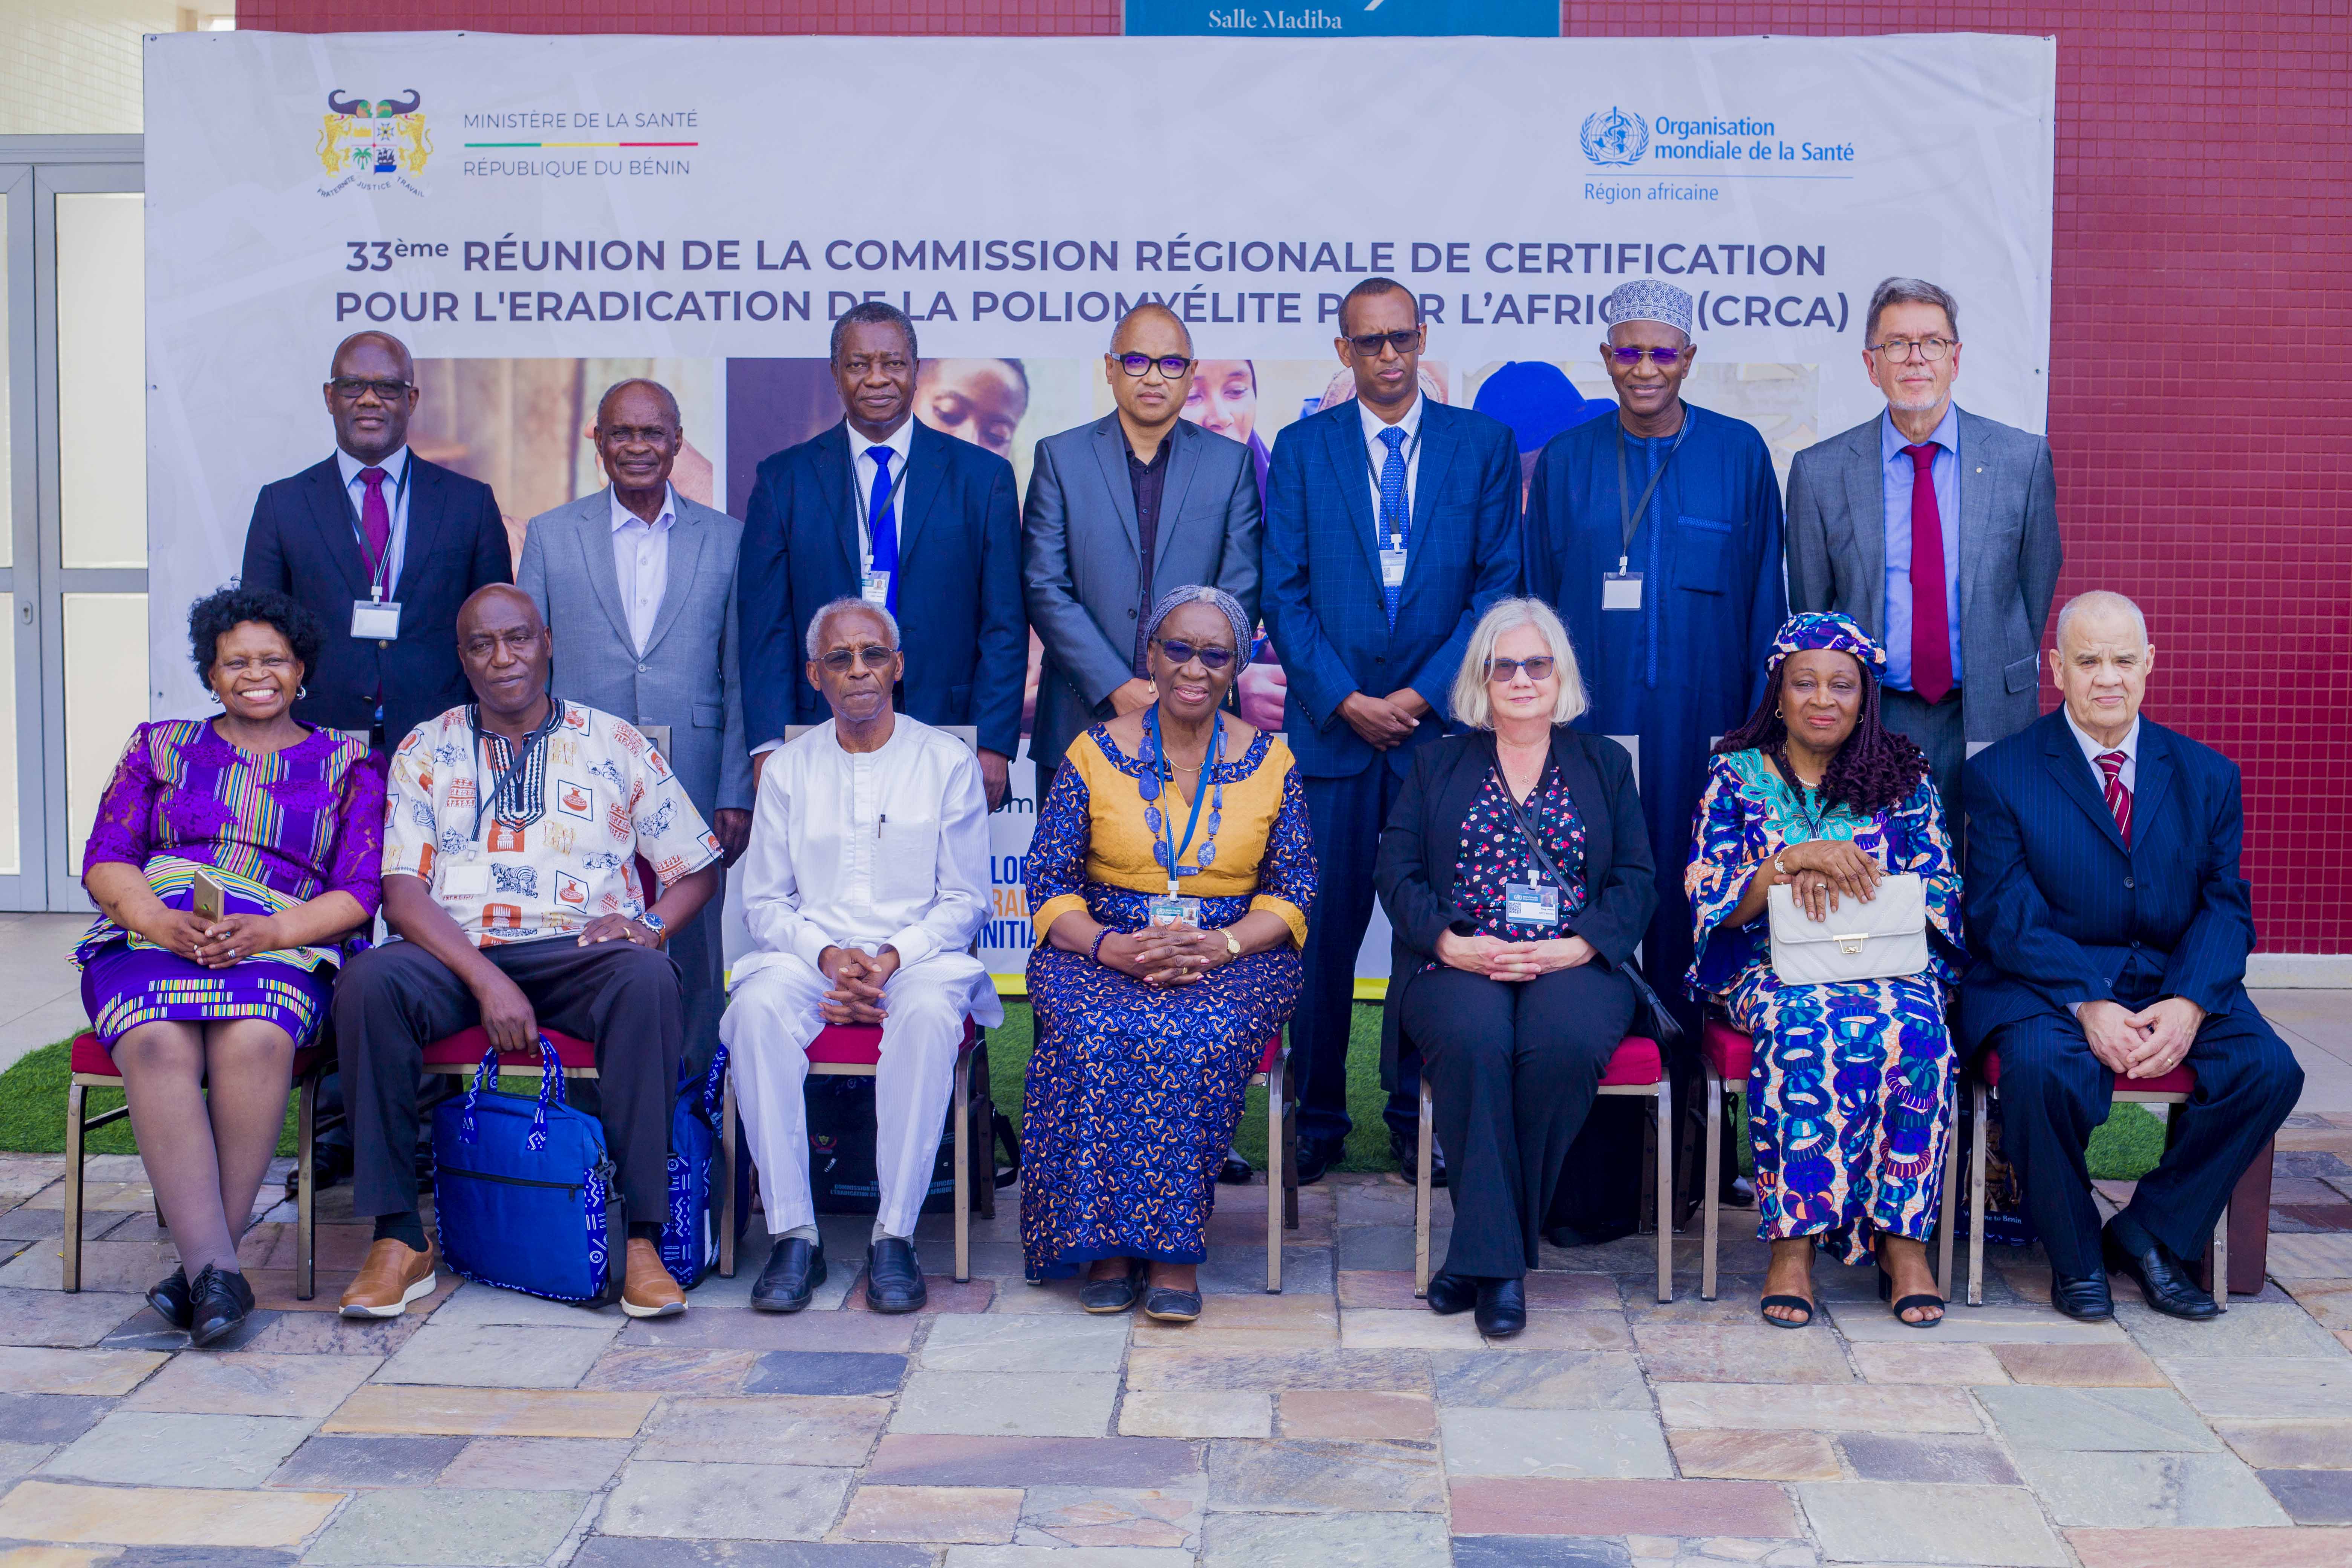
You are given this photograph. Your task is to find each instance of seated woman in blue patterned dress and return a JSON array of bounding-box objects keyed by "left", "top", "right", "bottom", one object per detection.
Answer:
[
  {"left": 1686, "top": 612, "right": 1963, "bottom": 1330},
  {"left": 75, "top": 587, "right": 384, "bottom": 1346},
  {"left": 1021, "top": 586, "right": 1315, "bottom": 1324}
]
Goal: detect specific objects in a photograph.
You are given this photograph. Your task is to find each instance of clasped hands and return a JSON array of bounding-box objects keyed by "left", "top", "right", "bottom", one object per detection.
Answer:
[
  {"left": 152, "top": 909, "right": 285, "bottom": 969},
  {"left": 1099, "top": 923, "right": 1233, "bottom": 988},
  {"left": 1435, "top": 927, "right": 1596, "bottom": 982},
  {"left": 818, "top": 944, "right": 903, "bottom": 1024},
  {"left": 2080, "top": 995, "right": 2206, "bottom": 1080},
  {"left": 1339, "top": 688, "right": 1429, "bottom": 750},
  {"left": 1775, "top": 838, "right": 1884, "bottom": 923}
]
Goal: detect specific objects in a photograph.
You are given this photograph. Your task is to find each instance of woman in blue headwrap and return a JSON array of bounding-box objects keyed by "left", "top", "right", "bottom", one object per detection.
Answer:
[{"left": 1687, "top": 612, "right": 1963, "bottom": 1329}]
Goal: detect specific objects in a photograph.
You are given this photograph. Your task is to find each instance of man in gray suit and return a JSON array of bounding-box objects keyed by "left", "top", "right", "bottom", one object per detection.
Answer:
[
  {"left": 1023, "top": 302, "right": 1263, "bottom": 806},
  {"left": 518, "top": 378, "right": 753, "bottom": 1072},
  {"left": 1786, "top": 277, "right": 2062, "bottom": 808}
]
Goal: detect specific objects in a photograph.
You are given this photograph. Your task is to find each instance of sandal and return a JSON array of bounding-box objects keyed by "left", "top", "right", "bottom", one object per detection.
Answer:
[
  {"left": 1879, "top": 1264, "right": 1946, "bottom": 1328},
  {"left": 1759, "top": 1294, "right": 1816, "bottom": 1329}
]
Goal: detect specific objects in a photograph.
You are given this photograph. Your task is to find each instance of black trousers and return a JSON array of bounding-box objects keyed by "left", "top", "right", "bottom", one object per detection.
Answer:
[
  {"left": 1298, "top": 763, "right": 1417, "bottom": 1148},
  {"left": 1987, "top": 992, "right": 2303, "bottom": 1278},
  {"left": 334, "top": 936, "right": 687, "bottom": 1221},
  {"left": 1403, "top": 963, "right": 1637, "bottom": 1278}
]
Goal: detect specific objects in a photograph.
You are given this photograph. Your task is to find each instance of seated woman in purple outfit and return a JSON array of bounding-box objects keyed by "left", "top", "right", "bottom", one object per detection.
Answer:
[{"left": 76, "top": 586, "right": 383, "bottom": 1346}]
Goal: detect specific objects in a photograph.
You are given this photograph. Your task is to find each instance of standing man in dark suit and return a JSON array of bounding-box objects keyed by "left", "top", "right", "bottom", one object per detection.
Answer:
[
  {"left": 738, "top": 302, "right": 1024, "bottom": 807},
  {"left": 1962, "top": 591, "right": 2301, "bottom": 1323},
  {"left": 1262, "top": 277, "right": 1522, "bottom": 1181},
  {"left": 1024, "top": 302, "right": 1262, "bottom": 805},
  {"left": 241, "top": 331, "right": 511, "bottom": 752},
  {"left": 1786, "top": 277, "right": 2062, "bottom": 808}
]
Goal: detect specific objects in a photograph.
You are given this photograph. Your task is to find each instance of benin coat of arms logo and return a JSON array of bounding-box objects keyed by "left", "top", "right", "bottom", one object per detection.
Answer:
[{"left": 317, "top": 89, "right": 431, "bottom": 195}]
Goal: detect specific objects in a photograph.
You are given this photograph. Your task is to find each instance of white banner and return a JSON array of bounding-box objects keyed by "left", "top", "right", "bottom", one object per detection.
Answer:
[{"left": 145, "top": 29, "right": 2054, "bottom": 985}]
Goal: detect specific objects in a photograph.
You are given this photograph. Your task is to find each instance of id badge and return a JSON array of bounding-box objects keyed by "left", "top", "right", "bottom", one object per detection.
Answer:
[
  {"left": 351, "top": 598, "right": 403, "bottom": 640},
  {"left": 639, "top": 723, "right": 673, "bottom": 756},
  {"left": 860, "top": 569, "right": 892, "bottom": 606},
  {"left": 1379, "top": 545, "right": 1408, "bottom": 589},
  {"left": 1148, "top": 895, "right": 1202, "bottom": 928},
  {"left": 442, "top": 861, "right": 491, "bottom": 899},
  {"left": 1504, "top": 881, "right": 1560, "bottom": 928},
  {"left": 1601, "top": 573, "right": 1643, "bottom": 612}
]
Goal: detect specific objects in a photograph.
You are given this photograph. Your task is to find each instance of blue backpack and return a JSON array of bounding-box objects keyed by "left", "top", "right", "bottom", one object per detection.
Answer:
[
  {"left": 430, "top": 1036, "right": 625, "bottom": 1308},
  {"left": 657, "top": 1043, "right": 744, "bottom": 1289}
]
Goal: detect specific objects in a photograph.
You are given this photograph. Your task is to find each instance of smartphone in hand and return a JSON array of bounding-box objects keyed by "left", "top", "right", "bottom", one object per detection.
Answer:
[{"left": 192, "top": 870, "right": 227, "bottom": 922}]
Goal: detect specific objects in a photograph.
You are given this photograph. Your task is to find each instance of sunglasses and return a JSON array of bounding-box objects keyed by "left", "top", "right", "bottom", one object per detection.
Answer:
[
  {"left": 1346, "top": 329, "right": 1423, "bottom": 357},
  {"left": 1602, "top": 345, "right": 1687, "bottom": 367},
  {"left": 328, "top": 376, "right": 413, "bottom": 402},
  {"left": 1485, "top": 656, "right": 1557, "bottom": 682},
  {"left": 819, "top": 644, "right": 896, "bottom": 671},
  {"left": 1153, "top": 637, "right": 1235, "bottom": 670},
  {"left": 1115, "top": 353, "right": 1194, "bottom": 378}
]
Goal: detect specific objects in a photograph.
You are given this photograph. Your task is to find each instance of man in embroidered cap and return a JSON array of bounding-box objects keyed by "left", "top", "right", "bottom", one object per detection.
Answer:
[{"left": 1522, "top": 278, "right": 1786, "bottom": 1244}]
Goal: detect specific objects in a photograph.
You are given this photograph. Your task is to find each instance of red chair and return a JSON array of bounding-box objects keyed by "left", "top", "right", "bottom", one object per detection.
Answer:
[
  {"left": 63, "top": 1031, "right": 336, "bottom": 1298},
  {"left": 1413, "top": 1037, "right": 1674, "bottom": 1305},
  {"left": 1967, "top": 1049, "right": 2230, "bottom": 1310}
]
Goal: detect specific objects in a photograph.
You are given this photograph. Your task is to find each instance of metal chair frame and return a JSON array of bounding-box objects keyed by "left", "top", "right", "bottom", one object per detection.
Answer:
[{"left": 1253, "top": 1037, "right": 1299, "bottom": 1292}]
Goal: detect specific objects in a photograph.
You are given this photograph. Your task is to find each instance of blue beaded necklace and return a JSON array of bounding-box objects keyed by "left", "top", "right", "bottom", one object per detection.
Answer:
[{"left": 1139, "top": 704, "right": 1224, "bottom": 890}]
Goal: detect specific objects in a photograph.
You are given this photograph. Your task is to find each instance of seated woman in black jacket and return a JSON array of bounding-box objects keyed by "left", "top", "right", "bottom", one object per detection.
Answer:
[{"left": 1374, "top": 597, "right": 1657, "bottom": 1335}]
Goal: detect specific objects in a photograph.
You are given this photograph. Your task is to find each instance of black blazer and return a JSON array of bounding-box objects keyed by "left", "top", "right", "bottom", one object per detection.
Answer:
[
  {"left": 240, "top": 453, "right": 511, "bottom": 748},
  {"left": 1374, "top": 727, "right": 1657, "bottom": 1080},
  {"left": 737, "top": 420, "right": 1027, "bottom": 757}
]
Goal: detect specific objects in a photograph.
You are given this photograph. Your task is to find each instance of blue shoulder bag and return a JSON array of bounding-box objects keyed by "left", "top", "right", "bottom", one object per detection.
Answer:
[{"left": 430, "top": 1035, "right": 625, "bottom": 1307}]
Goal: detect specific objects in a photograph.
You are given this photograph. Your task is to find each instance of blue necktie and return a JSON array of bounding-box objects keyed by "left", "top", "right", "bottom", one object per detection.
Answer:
[
  {"left": 1376, "top": 424, "right": 1408, "bottom": 626},
  {"left": 865, "top": 446, "right": 899, "bottom": 613}
]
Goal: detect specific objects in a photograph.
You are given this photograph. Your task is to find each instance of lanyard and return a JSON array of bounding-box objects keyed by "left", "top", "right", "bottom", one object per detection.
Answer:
[
  {"left": 1613, "top": 413, "right": 1690, "bottom": 573},
  {"left": 1362, "top": 422, "right": 1419, "bottom": 549},
  {"left": 345, "top": 459, "right": 410, "bottom": 595},
  {"left": 1145, "top": 705, "right": 1220, "bottom": 892},
  {"left": 469, "top": 704, "right": 560, "bottom": 842}
]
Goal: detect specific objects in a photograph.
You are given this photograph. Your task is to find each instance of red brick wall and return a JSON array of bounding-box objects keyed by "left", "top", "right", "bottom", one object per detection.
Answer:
[{"left": 237, "top": 0, "right": 2352, "bottom": 953}]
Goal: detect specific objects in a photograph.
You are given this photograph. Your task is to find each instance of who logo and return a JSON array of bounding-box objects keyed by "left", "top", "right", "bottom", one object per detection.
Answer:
[
  {"left": 316, "top": 89, "right": 432, "bottom": 196},
  {"left": 1580, "top": 106, "right": 1649, "bottom": 166}
]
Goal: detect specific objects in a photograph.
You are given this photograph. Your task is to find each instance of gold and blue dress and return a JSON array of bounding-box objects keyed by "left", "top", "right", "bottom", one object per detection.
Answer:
[
  {"left": 1020, "top": 721, "right": 1315, "bottom": 1280},
  {"left": 1685, "top": 748, "right": 1963, "bottom": 1263}
]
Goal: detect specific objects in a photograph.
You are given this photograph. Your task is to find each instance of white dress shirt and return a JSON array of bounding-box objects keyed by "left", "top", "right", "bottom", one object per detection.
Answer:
[
  {"left": 847, "top": 417, "right": 917, "bottom": 568},
  {"left": 608, "top": 484, "right": 678, "bottom": 654},
  {"left": 1357, "top": 392, "right": 1425, "bottom": 539},
  {"left": 334, "top": 443, "right": 412, "bottom": 593},
  {"left": 2063, "top": 706, "right": 2140, "bottom": 795},
  {"left": 733, "top": 714, "right": 994, "bottom": 980}
]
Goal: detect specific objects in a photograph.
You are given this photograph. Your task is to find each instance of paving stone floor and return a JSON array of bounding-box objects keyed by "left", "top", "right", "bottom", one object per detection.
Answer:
[{"left": 0, "top": 1110, "right": 2346, "bottom": 1568}]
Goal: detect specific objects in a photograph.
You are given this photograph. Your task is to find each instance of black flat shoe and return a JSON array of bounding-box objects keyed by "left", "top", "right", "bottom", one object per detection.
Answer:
[
  {"left": 1293, "top": 1136, "right": 1336, "bottom": 1186},
  {"left": 1079, "top": 1260, "right": 1147, "bottom": 1314},
  {"left": 2050, "top": 1269, "right": 2115, "bottom": 1322},
  {"left": 1389, "top": 1129, "right": 1446, "bottom": 1188},
  {"left": 2103, "top": 1213, "right": 2218, "bottom": 1320},
  {"left": 1877, "top": 1263, "right": 1946, "bottom": 1328},
  {"left": 1544, "top": 1219, "right": 1637, "bottom": 1250},
  {"left": 864, "top": 1238, "right": 928, "bottom": 1314},
  {"left": 750, "top": 1237, "right": 826, "bottom": 1314},
  {"left": 1474, "top": 1277, "right": 1526, "bottom": 1337},
  {"left": 1142, "top": 1286, "right": 1202, "bottom": 1323},
  {"left": 187, "top": 1264, "right": 255, "bottom": 1348},
  {"left": 1217, "top": 1151, "right": 1254, "bottom": 1186},
  {"left": 1425, "top": 1271, "right": 1478, "bottom": 1315},
  {"left": 146, "top": 1267, "right": 194, "bottom": 1331}
]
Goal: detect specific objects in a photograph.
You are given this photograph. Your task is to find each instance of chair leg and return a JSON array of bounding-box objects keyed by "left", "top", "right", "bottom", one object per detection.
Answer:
[
  {"left": 1280, "top": 1053, "right": 1299, "bottom": 1231},
  {"left": 973, "top": 1037, "right": 997, "bottom": 1223},
  {"left": 719, "top": 1075, "right": 738, "bottom": 1280},
  {"left": 63, "top": 1084, "right": 86, "bottom": 1295},
  {"left": 1413, "top": 1078, "right": 1434, "bottom": 1298},
  {"left": 1264, "top": 1058, "right": 1283, "bottom": 1294},
  {"left": 1701, "top": 1060, "right": 1722, "bottom": 1303},
  {"left": 1936, "top": 1075, "right": 1960, "bottom": 1298},
  {"left": 297, "top": 1071, "right": 317, "bottom": 1302},
  {"left": 1654, "top": 1078, "right": 1673, "bottom": 1304},
  {"left": 952, "top": 1050, "right": 971, "bottom": 1286},
  {"left": 2212, "top": 1201, "right": 2229, "bottom": 1314},
  {"left": 1967, "top": 1081, "right": 1990, "bottom": 1308}
]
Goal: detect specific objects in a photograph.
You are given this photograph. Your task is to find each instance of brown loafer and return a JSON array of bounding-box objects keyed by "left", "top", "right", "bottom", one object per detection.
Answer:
[
  {"left": 339, "top": 1237, "right": 437, "bottom": 1318},
  {"left": 622, "top": 1237, "right": 686, "bottom": 1318}
]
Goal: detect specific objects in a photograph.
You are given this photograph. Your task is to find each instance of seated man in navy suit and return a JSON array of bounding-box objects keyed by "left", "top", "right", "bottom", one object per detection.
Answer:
[{"left": 1961, "top": 591, "right": 2301, "bottom": 1322}]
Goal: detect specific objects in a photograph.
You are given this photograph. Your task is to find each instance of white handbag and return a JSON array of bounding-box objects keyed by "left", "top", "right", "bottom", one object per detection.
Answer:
[{"left": 1766, "top": 871, "right": 1928, "bottom": 985}]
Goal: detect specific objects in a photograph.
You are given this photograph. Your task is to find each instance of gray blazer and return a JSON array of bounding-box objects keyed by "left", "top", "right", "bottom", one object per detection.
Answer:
[
  {"left": 518, "top": 487, "right": 754, "bottom": 817},
  {"left": 1022, "top": 414, "right": 1262, "bottom": 773},
  {"left": 1785, "top": 406, "right": 2062, "bottom": 744}
]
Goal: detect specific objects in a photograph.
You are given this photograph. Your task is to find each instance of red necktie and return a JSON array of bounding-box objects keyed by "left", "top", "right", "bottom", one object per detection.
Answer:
[
  {"left": 2095, "top": 750, "right": 2132, "bottom": 845},
  {"left": 1904, "top": 444, "right": 1952, "bottom": 705},
  {"left": 358, "top": 466, "right": 391, "bottom": 582}
]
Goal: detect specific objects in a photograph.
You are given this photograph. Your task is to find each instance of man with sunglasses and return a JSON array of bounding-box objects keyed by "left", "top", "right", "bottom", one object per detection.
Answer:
[
  {"left": 1262, "top": 276, "right": 1522, "bottom": 1184},
  {"left": 1786, "top": 276, "right": 2062, "bottom": 810},
  {"left": 241, "top": 331, "right": 513, "bottom": 753},
  {"left": 1024, "top": 302, "right": 1262, "bottom": 812},
  {"left": 721, "top": 597, "right": 1000, "bottom": 1315},
  {"left": 1521, "top": 279, "right": 1785, "bottom": 1239}
]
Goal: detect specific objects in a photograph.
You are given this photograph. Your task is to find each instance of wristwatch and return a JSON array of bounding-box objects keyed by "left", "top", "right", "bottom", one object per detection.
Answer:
[
  {"left": 1223, "top": 930, "right": 1242, "bottom": 959},
  {"left": 638, "top": 911, "right": 667, "bottom": 943}
]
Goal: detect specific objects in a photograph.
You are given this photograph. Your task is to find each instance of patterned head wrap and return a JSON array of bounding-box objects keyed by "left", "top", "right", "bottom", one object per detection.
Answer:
[
  {"left": 1600, "top": 279, "right": 1695, "bottom": 337},
  {"left": 1767, "top": 611, "right": 1887, "bottom": 677},
  {"left": 1144, "top": 584, "right": 1252, "bottom": 659}
]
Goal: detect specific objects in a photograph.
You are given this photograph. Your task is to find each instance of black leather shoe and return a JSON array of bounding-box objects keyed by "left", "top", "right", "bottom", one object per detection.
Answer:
[
  {"left": 1425, "top": 1271, "right": 1478, "bottom": 1315},
  {"left": 1543, "top": 1220, "right": 1637, "bottom": 1250},
  {"left": 2103, "top": 1212, "right": 2219, "bottom": 1320},
  {"left": 187, "top": 1264, "right": 255, "bottom": 1348},
  {"left": 1474, "top": 1277, "right": 1527, "bottom": 1337},
  {"left": 1142, "top": 1286, "right": 1203, "bottom": 1323},
  {"left": 2050, "top": 1269, "right": 2115, "bottom": 1322},
  {"left": 1217, "top": 1150, "right": 1254, "bottom": 1186},
  {"left": 865, "top": 1238, "right": 928, "bottom": 1314},
  {"left": 1293, "top": 1135, "right": 1337, "bottom": 1186},
  {"left": 1078, "top": 1260, "right": 1146, "bottom": 1314},
  {"left": 750, "top": 1237, "right": 826, "bottom": 1314},
  {"left": 146, "top": 1267, "right": 194, "bottom": 1331},
  {"left": 1390, "top": 1129, "right": 1447, "bottom": 1188}
]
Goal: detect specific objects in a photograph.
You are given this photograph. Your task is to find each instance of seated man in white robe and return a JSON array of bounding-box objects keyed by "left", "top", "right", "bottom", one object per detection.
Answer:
[{"left": 721, "top": 597, "right": 1001, "bottom": 1314}]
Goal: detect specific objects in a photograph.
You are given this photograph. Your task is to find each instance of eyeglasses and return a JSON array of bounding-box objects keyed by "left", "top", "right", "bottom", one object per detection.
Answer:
[
  {"left": 1345, "top": 329, "right": 1422, "bottom": 358},
  {"left": 819, "top": 644, "right": 896, "bottom": 671},
  {"left": 1152, "top": 637, "right": 1235, "bottom": 670},
  {"left": 1868, "top": 336, "right": 1957, "bottom": 363},
  {"left": 1114, "top": 353, "right": 1194, "bottom": 378},
  {"left": 1602, "top": 345, "right": 1687, "bottom": 367},
  {"left": 1485, "top": 656, "right": 1557, "bottom": 683},
  {"left": 217, "top": 655, "right": 296, "bottom": 677},
  {"left": 328, "top": 377, "right": 413, "bottom": 402}
]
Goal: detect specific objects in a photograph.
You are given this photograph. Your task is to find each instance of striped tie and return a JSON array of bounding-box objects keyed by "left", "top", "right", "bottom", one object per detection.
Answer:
[{"left": 2095, "top": 750, "right": 2132, "bottom": 845}]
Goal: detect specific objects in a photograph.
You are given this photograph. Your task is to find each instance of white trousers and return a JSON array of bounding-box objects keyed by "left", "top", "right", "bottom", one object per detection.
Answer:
[{"left": 718, "top": 954, "right": 972, "bottom": 1239}]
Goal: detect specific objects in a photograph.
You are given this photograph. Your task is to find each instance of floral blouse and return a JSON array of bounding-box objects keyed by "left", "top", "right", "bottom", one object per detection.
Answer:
[{"left": 1426, "top": 761, "right": 1589, "bottom": 970}]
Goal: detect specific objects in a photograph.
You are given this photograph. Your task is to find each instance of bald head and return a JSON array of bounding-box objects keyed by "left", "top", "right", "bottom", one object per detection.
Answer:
[
  {"left": 2049, "top": 590, "right": 2154, "bottom": 744},
  {"left": 2055, "top": 590, "right": 2148, "bottom": 654},
  {"left": 596, "top": 377, "right": 681, "bottom": 431},
  {"left": 1109, "top": 302, "right": 1193, "bottom": 358},
  {"left": 324, "top": 332, "right": 418, "bottom": 464}
]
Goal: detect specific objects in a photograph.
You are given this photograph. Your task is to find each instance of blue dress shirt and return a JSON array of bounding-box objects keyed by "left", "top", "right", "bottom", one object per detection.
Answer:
[{"left": 1880, "top": 404, "right": 1963, "bottom": 692}]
